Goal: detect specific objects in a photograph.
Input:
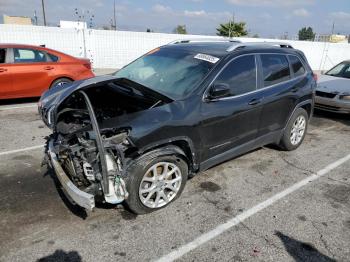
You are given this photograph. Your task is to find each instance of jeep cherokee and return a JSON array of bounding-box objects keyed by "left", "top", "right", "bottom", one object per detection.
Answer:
[{"left": 39, "top": 40, "right": 316, "bottom": 214}]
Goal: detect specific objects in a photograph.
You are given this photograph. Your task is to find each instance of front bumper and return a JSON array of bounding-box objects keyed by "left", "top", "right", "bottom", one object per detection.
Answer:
[
  {"left": 315, "top": 96, "right": 350, "bottom": 114},
  {"left": 48, "top": 140, "right": 95, "bottom": 210}
]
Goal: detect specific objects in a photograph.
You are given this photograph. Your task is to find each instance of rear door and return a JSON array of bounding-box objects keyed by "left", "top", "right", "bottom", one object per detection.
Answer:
[
  {"left": 0, "top": 48, "right": 14, "bottom": 99},
  {"left": 257, "top": 53, "right": 304, "bottom": 137},
  {"left": 11, "top": 48, "right": 56, "bottom": 98},
  {"left": 199, "top": 54, "right": 263, "bottom": 161}
]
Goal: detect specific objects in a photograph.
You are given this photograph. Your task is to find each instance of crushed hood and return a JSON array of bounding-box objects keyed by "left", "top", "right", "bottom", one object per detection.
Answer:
[{"left": 38, "top": 75, "right": 172, "bottom": 127}]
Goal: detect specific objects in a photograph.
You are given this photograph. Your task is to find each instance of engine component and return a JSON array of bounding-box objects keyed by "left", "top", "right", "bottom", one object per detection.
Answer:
[
  {"left": 83, "top": 162, "right": 95, "bottom": 182},
  {"left": 103, "top": 153, "right": 128, "bottom": 204}
]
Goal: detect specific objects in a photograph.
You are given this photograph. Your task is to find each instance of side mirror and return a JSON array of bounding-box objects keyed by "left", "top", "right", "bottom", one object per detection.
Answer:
[{"left": 209, "top": 83, "right": 230, "bottom": 99}]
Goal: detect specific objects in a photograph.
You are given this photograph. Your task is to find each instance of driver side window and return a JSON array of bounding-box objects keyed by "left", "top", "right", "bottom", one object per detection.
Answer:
[{"left": 214, "top": 55, "right": 257, "bottom": 97}]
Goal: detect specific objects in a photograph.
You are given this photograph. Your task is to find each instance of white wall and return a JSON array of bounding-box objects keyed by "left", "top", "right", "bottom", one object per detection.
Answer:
[{"left": 1, "top": 24, "right": 349, "bottom": 71}]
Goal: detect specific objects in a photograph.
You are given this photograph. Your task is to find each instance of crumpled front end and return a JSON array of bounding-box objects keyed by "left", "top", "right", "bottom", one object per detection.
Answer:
[
  {"left": 40, "top": 77, "right": 171, "bottom": 210},
  {"left": 45, "top": 92, "right": 131, "bottom": 210},
  {"left": 47, "top": 139, "right": 96, "bottom": 210}
]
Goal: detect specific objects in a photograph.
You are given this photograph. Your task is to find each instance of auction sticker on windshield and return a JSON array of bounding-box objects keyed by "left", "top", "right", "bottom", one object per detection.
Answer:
[{"left": 194, "top": 53, "right": 220, "bottom": 64}]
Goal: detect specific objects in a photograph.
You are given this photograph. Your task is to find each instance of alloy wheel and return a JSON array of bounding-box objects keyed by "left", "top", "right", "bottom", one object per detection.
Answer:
[
  {"left": 139, "top": 161, "right": 182, "bottom": 208},
  {"left": 290, "top": 115, "right": 306, "bottom": 145}
]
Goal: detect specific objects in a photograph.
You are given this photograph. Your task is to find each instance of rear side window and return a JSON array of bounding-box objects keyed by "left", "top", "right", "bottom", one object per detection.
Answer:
[
  {"left": 0, "top": 49, "right": 6, "bottom": 63},
  {"left": 48, "top": 53, "right": 59, "bottom": 62},
  {"left": 13, "top": 48, "right": 48, "bottom": 63},
  {"left": 260, "top": 54, "right": 291, "bottom": 87},
  {"left": 214, "top": 55, "right": 256, "bottom": 97},
  {"left": 289, "top": 55, "right": 305, "bottom": 77}
]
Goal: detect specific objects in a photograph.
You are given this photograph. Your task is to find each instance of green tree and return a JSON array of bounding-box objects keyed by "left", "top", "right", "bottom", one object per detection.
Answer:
[
  {"left": 216, "top": 20, "right": 248, "bottom": 37},
  {"left": 298, "top": 27, "right": 316, "bottom": 41},
  {"left": 174, "top": 25, "right": 187, "bottom": 34}
]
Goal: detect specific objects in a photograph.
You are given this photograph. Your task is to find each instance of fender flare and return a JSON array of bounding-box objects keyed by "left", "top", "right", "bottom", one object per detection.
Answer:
[
  {"left": 283, "top": 99, "right": 313, "bottom": 132},
  {"left": 137, "top": 136, "right": 198, "bottom": 170},
  {"left": 125, "top": 145, "right": 190, "bottom": 176}
]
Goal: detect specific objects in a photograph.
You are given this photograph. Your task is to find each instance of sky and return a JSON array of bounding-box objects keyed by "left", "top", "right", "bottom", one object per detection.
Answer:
[{"left": 0, "top": 0, "right": 350, "bottom": 37}]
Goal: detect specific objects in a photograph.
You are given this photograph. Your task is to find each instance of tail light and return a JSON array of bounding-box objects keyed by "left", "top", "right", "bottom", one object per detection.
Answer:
[
  {"left": 312, "top": 73, "right": 318, "bottom": 82},
  {"left": 83, "top": 62, "right": 91, "bottom": 70}
]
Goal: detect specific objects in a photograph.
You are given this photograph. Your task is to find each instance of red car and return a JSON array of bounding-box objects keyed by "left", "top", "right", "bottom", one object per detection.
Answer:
[{"left": 0, "top": 44, "right": 95, "bottom": 99}]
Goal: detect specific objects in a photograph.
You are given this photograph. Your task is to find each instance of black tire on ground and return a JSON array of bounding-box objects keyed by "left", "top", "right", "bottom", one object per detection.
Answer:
[
  {"left": 125, "top": 152, "right": 188, "bottom": 215},
  {"left": 279, "top": 108, "right": 309, "bottom": 151},
  {"left": 50, "top": 78, "right": 73, "bottom": 89}
]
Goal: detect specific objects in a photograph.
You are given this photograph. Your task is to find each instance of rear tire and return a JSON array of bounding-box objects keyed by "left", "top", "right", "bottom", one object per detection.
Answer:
[
  {"left": 125, "top": 152, "right": 188, "bottom": 215},
  {"left": 279, "top": 108, "right": 308, "bottom": 151},
  {"left": 50, "top": 78, "right": 73, "bottom": 89}
]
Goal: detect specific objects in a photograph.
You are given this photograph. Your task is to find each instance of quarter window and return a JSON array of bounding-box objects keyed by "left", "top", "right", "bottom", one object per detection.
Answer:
[
  {"left": 213, "top": 55, "right": 256, "bottom": 97},
  {"left": 260, "top": 54, "right": 291, "bottom": 87},
  {"left": 13, "top": 48, "right": 48, "bottom": 63},
  {"left": 289, "top": 55, "right": 305, "bottom": 77},
  {"left": 48, "top": 53, "right": 59, "bottom": 62}
]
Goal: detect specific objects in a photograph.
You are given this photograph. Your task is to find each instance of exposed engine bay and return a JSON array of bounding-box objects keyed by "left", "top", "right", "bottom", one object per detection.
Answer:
[{"left": 46, "top": 79, "right": 170, "bottom": 208}]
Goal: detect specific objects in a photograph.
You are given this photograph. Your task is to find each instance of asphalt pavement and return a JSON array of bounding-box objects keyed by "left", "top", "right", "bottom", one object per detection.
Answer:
[{"left": 0, "top": 100, "right": 349, "bottom": 262}]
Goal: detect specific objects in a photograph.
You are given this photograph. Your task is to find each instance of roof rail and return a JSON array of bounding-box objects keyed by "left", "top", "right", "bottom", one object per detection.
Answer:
[
  {"left": 168, "top": 38, "right": 242, "bottom": 45},
  {"left": 226, "top": 41, "right": 293, "bottom": 52}
]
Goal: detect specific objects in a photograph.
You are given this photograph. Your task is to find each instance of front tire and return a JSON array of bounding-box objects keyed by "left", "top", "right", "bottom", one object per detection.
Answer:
[
  {"left": 125, "top": 153, "right": 188, "bottom": 214},
  {"left": 279, "top": 108, "right": 308, "bottom": 151}
]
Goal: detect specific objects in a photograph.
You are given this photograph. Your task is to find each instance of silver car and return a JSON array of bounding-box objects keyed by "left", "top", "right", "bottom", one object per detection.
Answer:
[{"left": 315, "top": 61, "right": 350, "bottom": 113}]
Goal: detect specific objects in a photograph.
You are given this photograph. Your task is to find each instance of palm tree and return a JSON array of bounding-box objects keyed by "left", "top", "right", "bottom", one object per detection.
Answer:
[
  {"left": 174, "top": 25, "right": 187, "bottom": 34},
  {"left": 216, "top": 20, "right": 248, "bottom": 37}
]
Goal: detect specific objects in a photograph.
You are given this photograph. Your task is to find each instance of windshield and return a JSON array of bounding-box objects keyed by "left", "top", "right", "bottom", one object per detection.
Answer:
[
  {"left": 113, "top": 48, "right": 216, "bottom": 99},
  {"left": 326, "top": 62, "right": 350, "bottom": 79}
]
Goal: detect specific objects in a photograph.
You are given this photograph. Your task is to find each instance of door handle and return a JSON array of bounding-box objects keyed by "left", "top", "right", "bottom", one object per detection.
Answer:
[
  {"left": 44, "top": 66, "right": 54, "bottom": 70},
  {"left": 291, "top": 87, "right": 298, "bottom": 93},
  {"left": 0, "top": 68, "right": 8, "bottom": 73},
  {"left": 248, "top": 98, "right": 261, "bottom": 106}
]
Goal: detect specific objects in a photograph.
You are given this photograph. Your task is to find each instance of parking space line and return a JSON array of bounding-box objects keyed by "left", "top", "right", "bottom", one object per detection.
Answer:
[
  {"left": 0, "top": 145, "right": 44, "bottom": 156},
  {"left": 156, "top": 153, "right": 350, "bottom": 262},
  {"left": 0, "top": 104, "right": 37, "bottom": 111}
]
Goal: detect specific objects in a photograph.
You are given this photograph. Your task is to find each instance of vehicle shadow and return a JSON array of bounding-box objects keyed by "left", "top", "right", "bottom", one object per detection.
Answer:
[
  {"left": 0, "top": 97, "right": 39, "bottom": 106},
  {"left": 37, "top": 249, "right": 82, "bottom": 262},
  {"left": 275, "top": 231, "right": 336, "bottom": 262},
  {"left": 312, "top": 109, "right": 350, "bottom": 127},
  {"left": 43, "top": 167, "right": 88, "bottom": 220}
]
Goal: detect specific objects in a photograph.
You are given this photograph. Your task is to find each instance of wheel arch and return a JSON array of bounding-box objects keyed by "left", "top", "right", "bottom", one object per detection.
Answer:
[
  {"left": 135, "top": 137, "right": 198, "bottom": 174},
  {"left": 284, "top": 99, "right": 313, "bottom": 129},
  {"left": 300, "top": 102, "right": 313, "bottom": 119},
  {"left": 49, "top": 76, "right": 74, "bottom": 88}
]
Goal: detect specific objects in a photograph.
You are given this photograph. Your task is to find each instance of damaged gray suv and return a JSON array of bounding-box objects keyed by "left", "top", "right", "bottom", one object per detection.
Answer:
[{"left": 39, "top": 40, "right": 315, "bottom": 214}]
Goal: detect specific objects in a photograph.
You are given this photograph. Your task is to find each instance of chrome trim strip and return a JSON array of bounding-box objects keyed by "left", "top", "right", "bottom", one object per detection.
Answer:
[
  {"left": 210, "top": 141, "right": 231, "bottom": 150},
  {"left": 48, "top": 140, "right": 95, "bottom": 210}
]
